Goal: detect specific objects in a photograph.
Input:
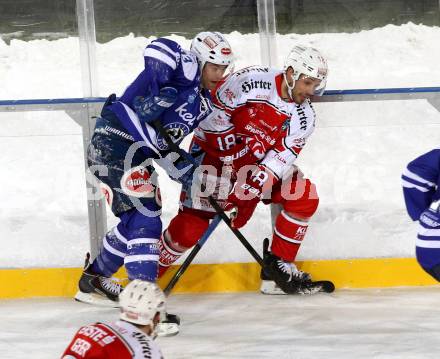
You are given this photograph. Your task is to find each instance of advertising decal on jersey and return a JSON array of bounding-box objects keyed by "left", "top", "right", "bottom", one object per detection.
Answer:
[
  {"left": 241, "top": 79, "right": 272, "bottom": 93},
  {"left": 120, "top": 166, "right": 155, "bottom": 198},
  {"left": 295, "top": 104, "right": 310, "bottom": 131}
]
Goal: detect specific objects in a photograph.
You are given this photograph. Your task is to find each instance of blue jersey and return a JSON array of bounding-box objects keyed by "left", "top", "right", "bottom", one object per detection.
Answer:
[
  {"left": 402, "top": 149, "right": 440, "bottom": 221},
  {"left": 109, "top": 37, "right": 213, "bottom": 158}
]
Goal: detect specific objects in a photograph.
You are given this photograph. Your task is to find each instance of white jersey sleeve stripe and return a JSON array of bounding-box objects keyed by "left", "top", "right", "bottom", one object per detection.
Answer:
[
  {"left": 416, "top": 238, "right": 440, "bottom": 248},
  {"left": 103, "top": 237, "right": 126, "bottom": 258},
  {"left": 119, "top": 102, "right": 161, "bottom": 156},
  {"left": 127, "top": 238, "right": 158, "bottom": 245},
  {"left": 124, "top": 254, "right": 159, "bottom": 263},
  {"left": 418, "top": 225, "right": 440, "bottom": 237},
  {"left": 151, "top": 41, "right": 179, "bottom": 59},
  {"left": 402, "top": 179, "right": 430, "bottom": 192},
  {"left": 402, "top": 168, "right": 436, "bottom": 187},
  {"left": 113, "top": 227, "right": 128, "bottom": 244},
  {"left": 143, "top": 48, "right": 177, "bottom": 70}
]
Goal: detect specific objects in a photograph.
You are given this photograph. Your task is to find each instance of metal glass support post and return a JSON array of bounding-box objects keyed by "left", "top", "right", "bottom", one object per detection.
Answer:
[
  {"left": 76, "top": 0, "right": 107, "bottom": 258},
  {"left": 257, "top": 0, "right": 279, "bottom": 232},
  {"left": 257, "top": 0, "right": 278, "bottom": 67}
]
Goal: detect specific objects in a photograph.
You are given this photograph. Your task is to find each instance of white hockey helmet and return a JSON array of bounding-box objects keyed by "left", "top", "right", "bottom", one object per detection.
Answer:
[
  {"left": 283, "top": 45, "right": 328, "bottom": 96},
  {"left": 119, "top": 280, "right": 166, "bottom": 327},
  {"left": 190, "top": 31, "right": 234, "bottom": 71}
]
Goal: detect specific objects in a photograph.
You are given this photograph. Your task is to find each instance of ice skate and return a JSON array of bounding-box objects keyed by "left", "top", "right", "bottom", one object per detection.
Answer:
[
  {"left": 260, "top": 238, "right": 334, "bottom": 294},
  {"left": 74, "top": 253, "right": 122, "bottom": 307}
]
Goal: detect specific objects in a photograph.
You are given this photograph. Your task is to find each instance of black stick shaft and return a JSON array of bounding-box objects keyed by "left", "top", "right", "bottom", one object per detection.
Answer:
[
  {"left": 207, "top": 197, "right": 263, "bottom": 267},
  {"left": 164, "top": 244, "right": 201, "bottom": 296},
  {"left": 163, "top": 215, "right": 222, "bottom": 296}
]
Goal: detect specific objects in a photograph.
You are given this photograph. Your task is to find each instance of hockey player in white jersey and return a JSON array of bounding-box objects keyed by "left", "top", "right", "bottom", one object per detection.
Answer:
[
  {"left": 157, "top": 45, "right": 332, "bottom": 295},
  {"left": 62, "top": 280, "right": 165, "bottom": 358}
]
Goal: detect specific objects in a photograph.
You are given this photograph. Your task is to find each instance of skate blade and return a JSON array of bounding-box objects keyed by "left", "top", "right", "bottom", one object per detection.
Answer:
[
  {"left": 260, "top": 280, "right": 286, "bottom": 295},
  {"left": 156, "top": 322, "right": 179, "bottom": 337},
  {"left": 74, "top": 291, "right": 119, "bottom": 308}
]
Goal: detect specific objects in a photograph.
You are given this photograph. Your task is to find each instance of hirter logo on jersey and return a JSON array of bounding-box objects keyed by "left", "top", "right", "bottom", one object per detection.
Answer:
[
  {"left": 241, "top": 79, "right": 272, "bottom": 93},
  {"left": 120, "top": 166, "right": 155, "bottom": 198}
]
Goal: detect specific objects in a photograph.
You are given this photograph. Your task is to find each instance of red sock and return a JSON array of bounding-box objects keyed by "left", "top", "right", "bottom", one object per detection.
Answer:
[
  {"left": 158, "top": 231, "right": 185, "bottom": 278},
  {"left": 271, "top": 210, "right": 308, "bottom": 262}
]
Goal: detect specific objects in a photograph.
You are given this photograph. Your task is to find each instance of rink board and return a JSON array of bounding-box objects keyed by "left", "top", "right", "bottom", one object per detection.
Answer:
[{"left": 0, "top": 257, "right": 438, "bottom": 298}]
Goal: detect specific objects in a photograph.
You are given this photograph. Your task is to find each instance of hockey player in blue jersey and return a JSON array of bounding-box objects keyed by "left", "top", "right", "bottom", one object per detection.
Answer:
[
  {"left": 402, "top": 148, "right": 440, "bottom": 281},
  {"left": 75, "top": 32, "right": 234, "bottom": 316}
]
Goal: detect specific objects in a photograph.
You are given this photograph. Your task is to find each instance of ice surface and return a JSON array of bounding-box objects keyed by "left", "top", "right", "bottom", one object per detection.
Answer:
[{"left": 1, "top": 288, "right": 440, "bottom": 358}]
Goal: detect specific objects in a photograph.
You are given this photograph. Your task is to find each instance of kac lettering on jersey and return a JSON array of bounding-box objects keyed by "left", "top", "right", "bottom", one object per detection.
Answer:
[{"left": 175, "top": 103, "right": 197, "bottom": 126}]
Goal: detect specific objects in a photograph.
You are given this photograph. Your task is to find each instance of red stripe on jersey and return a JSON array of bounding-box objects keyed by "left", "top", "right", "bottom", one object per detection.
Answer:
[{"left": 275, "top": 73, "right": 293, "bottom": 102}]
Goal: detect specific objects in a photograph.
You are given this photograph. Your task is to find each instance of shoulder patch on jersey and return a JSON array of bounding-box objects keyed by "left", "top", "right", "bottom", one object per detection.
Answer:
[
  {"left": 181, "top": 50, "right": 199, "bottom": 81},
  {"left": 156, "top": 122, "right": 190, "bottom": 150}
]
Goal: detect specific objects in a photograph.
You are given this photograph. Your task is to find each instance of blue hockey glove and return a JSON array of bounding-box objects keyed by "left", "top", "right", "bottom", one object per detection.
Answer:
[
  {"left": 133, "top": 86, "right": 178, "bottom": 123},
  {"left": 155, "top": 151, "right": 196, "bottom": 186},
  {"left": 174, "top": 156, "right": 196, "bottom": 186}
]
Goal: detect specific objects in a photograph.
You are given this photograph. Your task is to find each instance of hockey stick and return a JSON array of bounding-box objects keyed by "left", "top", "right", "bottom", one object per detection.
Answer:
[
  {"left": 207, "top": 196, "right": 263, "bottom": 265},
  {"left": 153, "top": 120, "right": 335, "bottom": 295},
  {"left": 163, "top": 215, "right": 222, "bottom": 296},
  {"left": 152, "top": 119, "right": 263, "bottom": 265}
]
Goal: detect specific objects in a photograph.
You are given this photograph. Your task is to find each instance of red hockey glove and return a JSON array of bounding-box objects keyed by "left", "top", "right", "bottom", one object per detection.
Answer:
[
  {"left": 225, "top": 165, "right": 277, "bottom": 228},
  {"left": 245, "top": 137, "right": 266, "bottom": 160}
]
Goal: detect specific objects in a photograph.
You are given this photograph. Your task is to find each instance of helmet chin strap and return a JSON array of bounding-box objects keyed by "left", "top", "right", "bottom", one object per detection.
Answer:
[{"left": 283, "top": 71, "right": 295, "bottom": 100}]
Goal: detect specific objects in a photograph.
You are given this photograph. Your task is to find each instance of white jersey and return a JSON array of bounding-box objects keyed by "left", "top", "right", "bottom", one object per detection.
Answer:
[{"left": 195, "top": 66, "right": 316, "bottom": 179}]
